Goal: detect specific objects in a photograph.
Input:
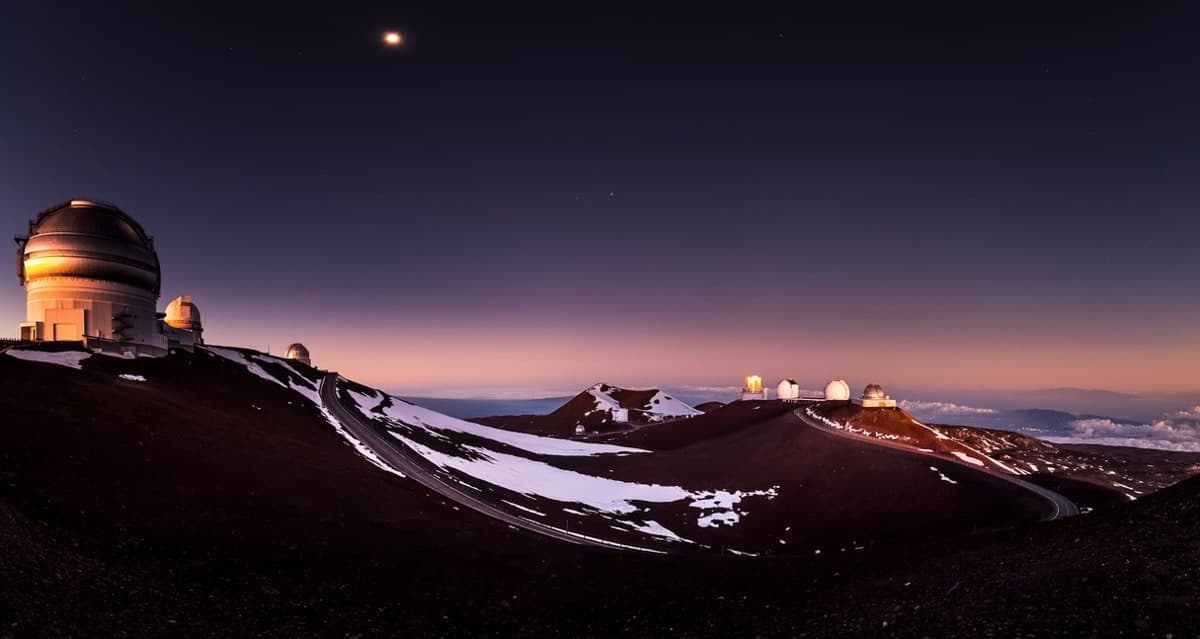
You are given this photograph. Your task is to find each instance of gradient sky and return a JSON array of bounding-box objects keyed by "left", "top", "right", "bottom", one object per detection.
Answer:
[{"left": 1, "top": 2, "right": 1198, "bottom": 399}]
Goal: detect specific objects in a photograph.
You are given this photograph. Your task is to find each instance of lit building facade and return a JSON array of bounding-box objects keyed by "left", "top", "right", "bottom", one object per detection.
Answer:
[
  {"left": 14, "top": 200, "right": 203, "bottom": 356},
  {"left": 741, "top": 374, "right": 767, "bottom": 400}
]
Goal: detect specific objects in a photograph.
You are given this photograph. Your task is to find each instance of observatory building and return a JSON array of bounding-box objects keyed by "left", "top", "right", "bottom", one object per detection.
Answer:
[
  {"left": 741, "top": 375, "right": 767, "bottom": 400},
  {"left": 857, "top": 384, "right": 897, "bottom": 409},
  {"left": 163, "top": 295, "right": 204, "bottom": 350},
  {"left": 776, "top": 379, "right": 801, "bottom": 401},
  {"left": 284, "top": 343, "right": 312, "bottom": 366},
  {"left": 824, "top": 379, "right": 851, "bottom": 401},
  {"left": 14, "top": 200, "right": 203, "bottom": 356}
]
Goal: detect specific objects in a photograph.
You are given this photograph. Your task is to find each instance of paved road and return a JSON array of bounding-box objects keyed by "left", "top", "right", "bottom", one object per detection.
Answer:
[
  {"left": 792, "top": 407, "right": 1079, "bottom": 521},
  {"left": 318, "top": 373, "right": 618, "bottom": 549}
]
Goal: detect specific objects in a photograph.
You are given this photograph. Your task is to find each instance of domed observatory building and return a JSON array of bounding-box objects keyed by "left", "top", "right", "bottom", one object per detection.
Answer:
[
  {"left": 777, "top": 379, "right": 801, "bottom": 401},
  {"left": 741, "top": 374, "right": 766, "bottom": 400},
  {"left": 163, "top": 295, "right": 204, "bottom": 350},
  {"left": 284, "top": 343, "right": 311, "bottom": 366},
  {"left": 824, "top": 379, "right": 851, "bottom": 401},
  {"left": 857, "top": 383, "right": 897, "bottom": 409},
  {"left": 16, "top": 200, "right": 168, "bottom": 356}
]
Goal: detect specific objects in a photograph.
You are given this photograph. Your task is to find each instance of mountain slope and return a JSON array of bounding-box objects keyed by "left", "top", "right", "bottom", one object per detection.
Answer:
[
  {"left": 809, "top": 400, "right": 1200, "bottom": 510},
  {"left": 4, "top": 344, "right": 1200, "bottom": 636},
  {"left": 477, "top": 382, "right": 702, "bottom": 436}
]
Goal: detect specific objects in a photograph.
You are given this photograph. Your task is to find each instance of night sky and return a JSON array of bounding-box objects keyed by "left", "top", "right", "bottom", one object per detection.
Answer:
[{"left": 2, "top": 2, "right": 1198, "bottom": 399}]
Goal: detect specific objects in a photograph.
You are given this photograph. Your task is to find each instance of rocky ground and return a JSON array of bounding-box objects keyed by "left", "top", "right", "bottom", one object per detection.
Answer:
[{"left": 2, "top": 348, "right": 1200, "bottom": 636}]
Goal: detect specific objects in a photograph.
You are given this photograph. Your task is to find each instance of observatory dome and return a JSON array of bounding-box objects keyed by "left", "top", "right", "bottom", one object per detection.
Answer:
[
  {"left": 18, "top": 200, "right": 161, "bottom": 294},
  {"left": 164, "top": 295, "right": 203, "bottom": 332},
  {"left": 862, "top": 384, "right": 886, "bottom": 399},
  {"left": 284, "top": 343, "right": 312, "bottom": 366},
  {"left": 824, "top": 379, "right": 851, "bottom": 401},
  {"left": 15, "top": 199, "right": 167, "bottom": 353},
  {"left": 777, "top": 379, "right": 801, "bottom": 401}
]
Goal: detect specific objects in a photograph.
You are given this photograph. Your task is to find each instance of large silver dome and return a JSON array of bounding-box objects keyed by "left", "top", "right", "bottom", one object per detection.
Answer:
[
  {"left": 862, "top": 384, "right": 886, "bottom": 399},
  {"left": 16, "top": 200, "right": 161, "bottom": 295}
]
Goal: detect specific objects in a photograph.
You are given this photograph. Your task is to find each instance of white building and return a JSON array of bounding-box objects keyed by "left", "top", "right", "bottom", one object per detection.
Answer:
[
  {"left": 14, "top": 200, "right": 200, "bottom": 356},
  {"left": 824, "top": 379, "right": 851, "bottom": 401},
  {"left": 163, "top": 295, "right": 204, "bottom": 350},
  {"left": 776, "top": 379, "right": 801, "bottom": 401},
  {"left": 741, "top": 375, "right": 767, "bottom": 400},
  {"left": 856, "top": 383, "right": 897, "bottom": 409}
]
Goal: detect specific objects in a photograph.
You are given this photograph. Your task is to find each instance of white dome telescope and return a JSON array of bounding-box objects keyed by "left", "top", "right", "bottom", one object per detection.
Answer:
[{"left": 824, "top": 379, "right": 851, "bottom": 401}]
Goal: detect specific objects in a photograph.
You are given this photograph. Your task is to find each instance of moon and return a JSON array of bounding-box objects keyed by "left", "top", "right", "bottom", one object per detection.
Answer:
[{"left": 383, "top": 32, "right": 403, "bottom": 46}]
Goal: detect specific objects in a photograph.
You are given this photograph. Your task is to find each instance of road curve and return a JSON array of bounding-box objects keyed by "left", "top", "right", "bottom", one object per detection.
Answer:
[
  {"left": 792, "top": 407, "right": 1079, "bottom": 521},
  {"left": 318, "top": 373, "right": 622, "bottom": 550}
]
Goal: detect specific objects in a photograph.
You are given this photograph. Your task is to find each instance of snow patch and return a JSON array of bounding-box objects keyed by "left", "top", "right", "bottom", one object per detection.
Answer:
[
  {"left": 5, "top": 349, "right": 90, "bottom": 370},
  {"left": 118, "top": 374, "right": 147, "bottom": 382},
  {"left": 951, "top": 451, "right": 985, "bottom": 467},
  {"left": 348, "top": 388, "right": 645, "bottom": 458},
  {"left": 202, "top": 347, "right": 406, "bottom": 480},
  {"left": 501, "top": 500, "right": 546, "bottom": 517},
  {"left": 624, "top": 519, "right": 692, "bottom": 543}
]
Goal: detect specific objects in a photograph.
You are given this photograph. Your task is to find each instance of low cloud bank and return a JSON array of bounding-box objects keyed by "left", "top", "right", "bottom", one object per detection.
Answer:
[
  {"left": 901, "top": 399, "right": 1200, "bottom": 453},
  {"left": 898, "top": 400, "right": 998, "bottom": 417},
  {"left": 1050, "top": 412, "right": 1200, "bottom": 452}
]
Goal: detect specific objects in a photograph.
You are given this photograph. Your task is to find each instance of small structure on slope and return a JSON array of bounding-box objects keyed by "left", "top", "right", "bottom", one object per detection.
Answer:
[
  {"left": 741, "top": 375, "right": 767, "bottom": 400},
  {"left": 777, "top": 379, "right": 801, "bottom": 401},
  {"left": 824, "top": 379, "right": 851, "bottom": 401},
  {"left": 856, "top": 383, "right": 897, "bottom": 409},
  {"left": 284, "top": 343, "right": 312, "bottom": 366},
  {"left": 163, "top": 295, "right": 204, "bottom": 350}
]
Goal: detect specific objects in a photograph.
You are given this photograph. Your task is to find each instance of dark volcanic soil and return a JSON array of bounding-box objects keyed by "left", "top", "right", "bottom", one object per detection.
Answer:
[{"left": 2, "top": 350, "right": 1200, "bottom": 637}]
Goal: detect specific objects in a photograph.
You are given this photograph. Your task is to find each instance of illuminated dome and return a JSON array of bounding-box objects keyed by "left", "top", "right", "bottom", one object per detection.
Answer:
[
  {"left": 284, "top": 343, "right": 311, "bottom": 366},
  {"left": 164, "top": 295, "right": 203, "bottom": 336},
  {"left": 18, "top": 200, "right": 161, "bottom": 294},
  {"left": 862, "top": 384, "right": 886, "bottom": 399},
  {"left": 15, "top": 200, "right": 167, "bottom": 353},
  {"left": 824, "top": 379, "right": 851, "bottom": 401}
]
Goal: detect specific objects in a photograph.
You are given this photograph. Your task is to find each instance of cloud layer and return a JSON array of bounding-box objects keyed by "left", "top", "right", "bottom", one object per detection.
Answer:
[
  {"left": 898, "top": 400, "right": 998, "bottom": 417},
  {"left": 1049, "top": 411, "right": 1200, "bottom": 452}
]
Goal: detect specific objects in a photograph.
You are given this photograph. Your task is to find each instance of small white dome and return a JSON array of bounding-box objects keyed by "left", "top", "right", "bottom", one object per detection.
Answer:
[
  {"left": 824, "top": 379, "right": 851, "bottom": 401},
  {"left": 164, "top": 295, "right": 202, "bottom": 332},
  {"left": 777, "top": 379, "right": 800, "bottom": 400}
]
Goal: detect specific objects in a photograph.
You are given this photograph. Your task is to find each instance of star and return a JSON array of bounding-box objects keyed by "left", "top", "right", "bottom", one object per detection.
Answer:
[{"left": 383, "top": 32, "right": 403, "bottom": 47}]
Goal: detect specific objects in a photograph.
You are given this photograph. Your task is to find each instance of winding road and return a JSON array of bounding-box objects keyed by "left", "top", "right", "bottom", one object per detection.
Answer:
[
  {"left": 318, "top": 373, "right": 622, "bottom": 550},
  {"left": 792, "top": 407, "right": 1079, "bottom": 520},
  {"left": 319, "top": 369, "right": 1075, "bottom": 554}
]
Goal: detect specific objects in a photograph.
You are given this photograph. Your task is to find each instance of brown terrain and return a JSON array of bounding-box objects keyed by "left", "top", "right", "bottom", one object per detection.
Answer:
[
  {"left": 806, "top": 401, "right": 1200, "bottom": 510},
  {"left": 1, "top": 347, "right": 1199, "bottom": 636},
  {"left": 929, "top": 423, "right": 1200, "bottom": 503},
  {"left": 474, "top": 382, "right": 698, "bottom": 436}
]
